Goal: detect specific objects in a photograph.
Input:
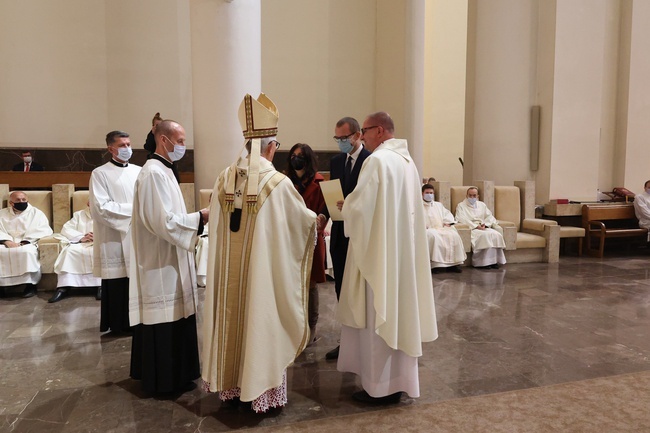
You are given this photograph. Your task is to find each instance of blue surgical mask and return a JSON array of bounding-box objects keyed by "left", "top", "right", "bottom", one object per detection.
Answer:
[
  {"left": 337, "top": 138, "right": 354, "bottom": 154},
  {"left": 117, "top": 146, "right": 132, "bottom": 162},
  {"left": 468, "top": 197, "right": 478, "bottom": 205},
  {"left": 423, "top": 193, "right": 434, "bottom": 203}
]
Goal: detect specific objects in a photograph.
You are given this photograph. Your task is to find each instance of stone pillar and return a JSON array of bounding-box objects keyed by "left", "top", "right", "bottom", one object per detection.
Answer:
[
  {"left": 376, "top": 0, "right": 425, "bottom": 175},
  {"left": 0, "top": 184, "right": 9, "bottom": 208},
  {"left": 474, "top": 180, "right": 494, "bottom": 213},
  {"left": 431, "top": 181, "right": 451, "bottom": 211},
  {"left": 514, "top": 180, "right": 536, "bottom": 220},
  {"left": 190, "top": 0, "right": 262, "bottom": 196}
]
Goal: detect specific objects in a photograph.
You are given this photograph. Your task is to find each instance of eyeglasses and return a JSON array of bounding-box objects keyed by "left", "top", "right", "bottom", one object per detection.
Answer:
[
  {"left": 332, "top": 132, "right": 355, "bottom": 142},
  {"left": 271, "top": 141, "right": 281, "bottom": 149},
  {"left": 361, "top": 125, "right": 379, "bottom": 135}
]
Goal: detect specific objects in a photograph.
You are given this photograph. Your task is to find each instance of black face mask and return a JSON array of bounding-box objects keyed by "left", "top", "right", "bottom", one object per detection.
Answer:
[
  {"left": 13, "top": 202, "right": 28, "bottom": 212},
  {"left": 290, "top": 156, "right": 306, "bottom": 171}
]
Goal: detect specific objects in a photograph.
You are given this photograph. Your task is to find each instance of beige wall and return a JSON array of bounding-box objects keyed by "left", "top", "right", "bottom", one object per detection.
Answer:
[
  {"left": 0, "top": 0, "right": 193, "bottom": 150},
  {"left": 261, "top": 0, "right": 376, "bottom": 152},
  {"left": 424, "top": 0, "right": 468, "bottom": 185}
]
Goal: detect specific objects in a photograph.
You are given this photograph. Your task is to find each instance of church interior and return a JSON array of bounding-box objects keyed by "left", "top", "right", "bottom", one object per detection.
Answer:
[{"left": 1, "top": 0, "right": 650, "bottom": 431}]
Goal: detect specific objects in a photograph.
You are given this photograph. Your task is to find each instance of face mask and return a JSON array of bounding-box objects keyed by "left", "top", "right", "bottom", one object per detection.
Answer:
[
  {"left": 23, "top": 156, "right": 32, "bottom": 163},
  {"left": 646, "top": 189, "right": 650, "bottom": 194},
  {"left": 164, "top": 136, "right": 186, "bottom": 162},
  {"left": 117, "top": 146, "right": 132, "bottom": 162},
  {"left": 13, "top": 202, "right": 28, "bottom": 212},
  {"left": 290, "top": 156, "right": 306, "bottom": 171},
  {"left": 468, "top": 197, "right": 478, "bottom": 205},
  {"left": 423, "top": 193, "right": 434, "bottom": 203},
  {"left": 337, "top": 139, "right": 354, "bottom": 154}
]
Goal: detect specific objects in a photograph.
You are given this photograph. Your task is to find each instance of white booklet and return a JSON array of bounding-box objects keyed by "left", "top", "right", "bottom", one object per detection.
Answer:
[{"left": 319, "top": 179, "right": 345, "bottom": 221}]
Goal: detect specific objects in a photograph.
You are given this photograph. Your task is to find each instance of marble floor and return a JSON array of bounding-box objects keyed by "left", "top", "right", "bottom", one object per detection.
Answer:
[{"left": 2, "top": 252, "right": 650, "bottom": 432}]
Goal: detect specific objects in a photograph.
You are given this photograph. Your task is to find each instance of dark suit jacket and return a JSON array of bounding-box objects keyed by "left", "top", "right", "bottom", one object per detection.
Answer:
[
  {"left": 325, "top": 148, "right": 370, "bottom": 263},
  {"left": 12, "top": 162, "right": 44, "bottom": 171}
]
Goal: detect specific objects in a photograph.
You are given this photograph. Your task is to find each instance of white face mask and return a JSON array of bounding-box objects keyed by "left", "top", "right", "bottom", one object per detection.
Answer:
[
  {"left": 646, "top": 189, "right": 650, "bottom": 195},
  {"left": 423, "top": 193, "right": 434, "bottom": 203},
  {"left": 468, "top": 197, "right": 478, "bottom": 205},
  {"left": 162, "top": 135, "right": 186, "bottom": 162},
  {"left": 23, "top": 156, "right": 32, "bottom": 163},
  {"left": 117, "top": 146, "right": 132, "bottom": 162}
]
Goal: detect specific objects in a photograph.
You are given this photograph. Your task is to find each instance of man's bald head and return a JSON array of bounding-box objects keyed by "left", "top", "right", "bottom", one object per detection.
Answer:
[
  {"left": 366, "top": 112, "right": 395, "bottom": 133},
  {"left": 10, "top": 191, "right": 27, "bottom": 202},
  {"left": 154, "top": 120, "right": 182, "bottom": 140}
]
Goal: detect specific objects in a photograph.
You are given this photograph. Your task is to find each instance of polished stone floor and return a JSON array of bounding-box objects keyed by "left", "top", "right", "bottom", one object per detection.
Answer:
[{"left": 2, "top": 252, "right": 650, "bottom": 432}]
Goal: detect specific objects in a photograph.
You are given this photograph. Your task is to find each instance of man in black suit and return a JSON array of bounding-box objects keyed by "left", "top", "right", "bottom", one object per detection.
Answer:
[
  {"left": 323, "top": 117, "right": 370, "bottom": 360},
  {"left": 12, "top": 151, "right": 44, "bottom": 172}
]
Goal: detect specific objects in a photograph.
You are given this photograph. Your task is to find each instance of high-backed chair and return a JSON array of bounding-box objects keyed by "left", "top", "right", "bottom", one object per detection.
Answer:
[
  {"left": 493, "top": 182, "right": 559, "bottom": 263},
  {"left": 20, "top": 190, "right": 60, "bottom": 274},
  {"left": 72, "top": 190, "right": 90, "bottom": 213}
]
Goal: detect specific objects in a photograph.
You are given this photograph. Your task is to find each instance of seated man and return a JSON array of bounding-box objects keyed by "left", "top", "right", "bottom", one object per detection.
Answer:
[
  {"left": 0, "top": 191, "right": 53, "bottom": 297},
  {"left": 455, "top": 187, "right": 506, "bottom": 269},
  {"left": 634, "top": 179, "right": 650, "bottom": 243},
  {"left": 422, "top": 184, "right": 466, "bottom": 273},
  {"left": 49, "top": 203, "right": 102, "bottom": 303}
]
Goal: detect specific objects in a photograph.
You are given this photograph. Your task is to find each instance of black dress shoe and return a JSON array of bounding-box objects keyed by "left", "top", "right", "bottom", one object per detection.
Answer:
[
  {"left": 490, "top": 263, "right": 500, "bottom": 269},
  {"left": 0, "top": 287, "right": 5, "bottom": 298},
  {"left": 448, "top": 265, "right": 462, "bottom": 273},
  {"left": 431, "top": 267, "right": 445, "bottom": 274},
  {"left": 95, "top": 286, "right": 102, "bottom": 301},
  {"left": 22, "top": 284, "right": 37, "bottom": 298},
  {"left": 352, "top": 390, "right": 402, "bottom": 405},
  {"left": 48, "top": 288, "right": 68, "bottom": 303},
  {"left": 325, "top": 345, "right": 340, "bottom": 360}
]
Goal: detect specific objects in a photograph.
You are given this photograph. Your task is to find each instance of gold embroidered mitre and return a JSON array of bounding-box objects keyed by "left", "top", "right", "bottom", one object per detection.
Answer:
[{"left": 238, "top": 93, "right": 279, "bottom": 139}]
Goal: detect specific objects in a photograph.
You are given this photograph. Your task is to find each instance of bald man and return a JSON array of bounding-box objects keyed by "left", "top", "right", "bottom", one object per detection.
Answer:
[{"left": 0, "top": 191, "right": 53, "bottom": 297}]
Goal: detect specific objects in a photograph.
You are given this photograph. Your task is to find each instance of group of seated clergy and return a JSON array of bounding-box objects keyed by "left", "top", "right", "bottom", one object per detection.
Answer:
[
  {"left": 0, "top": 191, "right": 98, "bottom": 301},
  {"left": 421, "top": 184, "right": 506, "bottom": 271},
  {"left": 0, "top": 189, "right": 210, "bottom": 301}
]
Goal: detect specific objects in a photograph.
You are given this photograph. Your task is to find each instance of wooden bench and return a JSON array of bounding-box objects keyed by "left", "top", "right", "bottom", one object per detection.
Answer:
[{"left": 582, "top": 204, "right": 648, "bottom": 258}]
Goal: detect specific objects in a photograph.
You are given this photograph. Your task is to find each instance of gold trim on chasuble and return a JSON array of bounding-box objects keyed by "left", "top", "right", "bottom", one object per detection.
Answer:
[{"left": 213, "top": 171, "right": 309, "bottom": 391}]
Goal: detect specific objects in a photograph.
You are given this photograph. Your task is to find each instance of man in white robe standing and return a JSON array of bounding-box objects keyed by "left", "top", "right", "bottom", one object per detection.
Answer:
[
  {"left": 337, "top": 112, "right": 438, "bottom": 405},
  {"left": 455, "top": 187, "right": 506, "bottom": 269},
  {"left": 0, "top": 191, "right": 53, "bottom": 298},
  {"left": 89, "top": 130, "right": 141, "bottom": 333},
  {"left": 49, "top": 203, "right": 101, "bottom": 303},
  {"left": 129, "top": 120, "right": 209, "bottom": 394},
  {"left": 422, "top": 184, "right": 466, "bottom": 273},
  {"left": 634, "top": 180, "right": 650, "bottom": 242},
  {"left": 202, "top": 93, "right": 316, "bottom": 413}
]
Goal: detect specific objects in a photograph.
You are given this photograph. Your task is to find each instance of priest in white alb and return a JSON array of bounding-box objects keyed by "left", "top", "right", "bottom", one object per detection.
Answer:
[
  {"left": 0, "top": 191, "right": 53, "bottom": 298},
  {"left": 129, "top": 120, "right": 209, "bottom": 395},
  {"left": 48, "top": 203, "right": 101, "bottom": 303},
  {"left": 455, "top": 187, "right": 506, "bottom": 269},
  {"left": 634, "top": 180, "right": 650, "bottom": 242},
  {"left": 202, "top": 93, "right": 316, "bottom": 413},
  {"left": 89, "top": 130, "right": 141, "bottom": 333},
  {"left": 422, "top": 184, "right": 466, "bottom": 273},
  {"left": 338, "top": 112, "right": 438, "bottom": 405}
]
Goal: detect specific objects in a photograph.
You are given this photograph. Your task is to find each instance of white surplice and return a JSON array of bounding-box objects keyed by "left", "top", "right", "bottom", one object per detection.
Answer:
[
  {"left": 128, "top": 158, "right": 201, "bottom": 326},
  {"left": 54, "top": 208, "right": 101, "bottom": 288},
  {"left": 455, "top": 199, "right": 506, "bottom": 266},
  {"left": 423, "top": 200, "right": 467, "bottom": 268},
  {"left": 89, "top": 161, "right": 141, "bottom": 279},
  {"left": 337, "top": 138, "right": 438, "bottom": 398},
  {"left": 634, "top": 191, "right": 650, "bottom": 242},
  {"left": 0, "top": 204, "right": 53, "bottom": 286},
  {"left": 202, "top": 156, "right": 316, "bottom": 403}
]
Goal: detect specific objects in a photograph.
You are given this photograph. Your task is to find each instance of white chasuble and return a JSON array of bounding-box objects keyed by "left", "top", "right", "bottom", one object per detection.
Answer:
[
  {"left": 455, "top": 199, "right": 506, "bottom": 251},
  {"left": 423, "top": 201, "right": 466, "bottom": 267},
  {"left": 128, "top": 159, "right": 201, "bottom": 326},
  {"left": 0, "top": 204, "right": 53, "bottom": 282},
  {"left": 89, "top": 162, "right": 141, "bottom": 279},
  {"left": 202, "top": 157, "right": 316, "bottom": 402},
  {"left": 338, "top": 139, "right": 438, "bottom": 359}
]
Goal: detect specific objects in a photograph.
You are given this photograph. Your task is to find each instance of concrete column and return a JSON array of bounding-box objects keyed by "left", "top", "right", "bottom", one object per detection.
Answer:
[
  {"left": 376, "top": 0, "right": 425, "bottom": 176},
  {"left": 190, "top": 0, "right": 262, "bottom": 196}
]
